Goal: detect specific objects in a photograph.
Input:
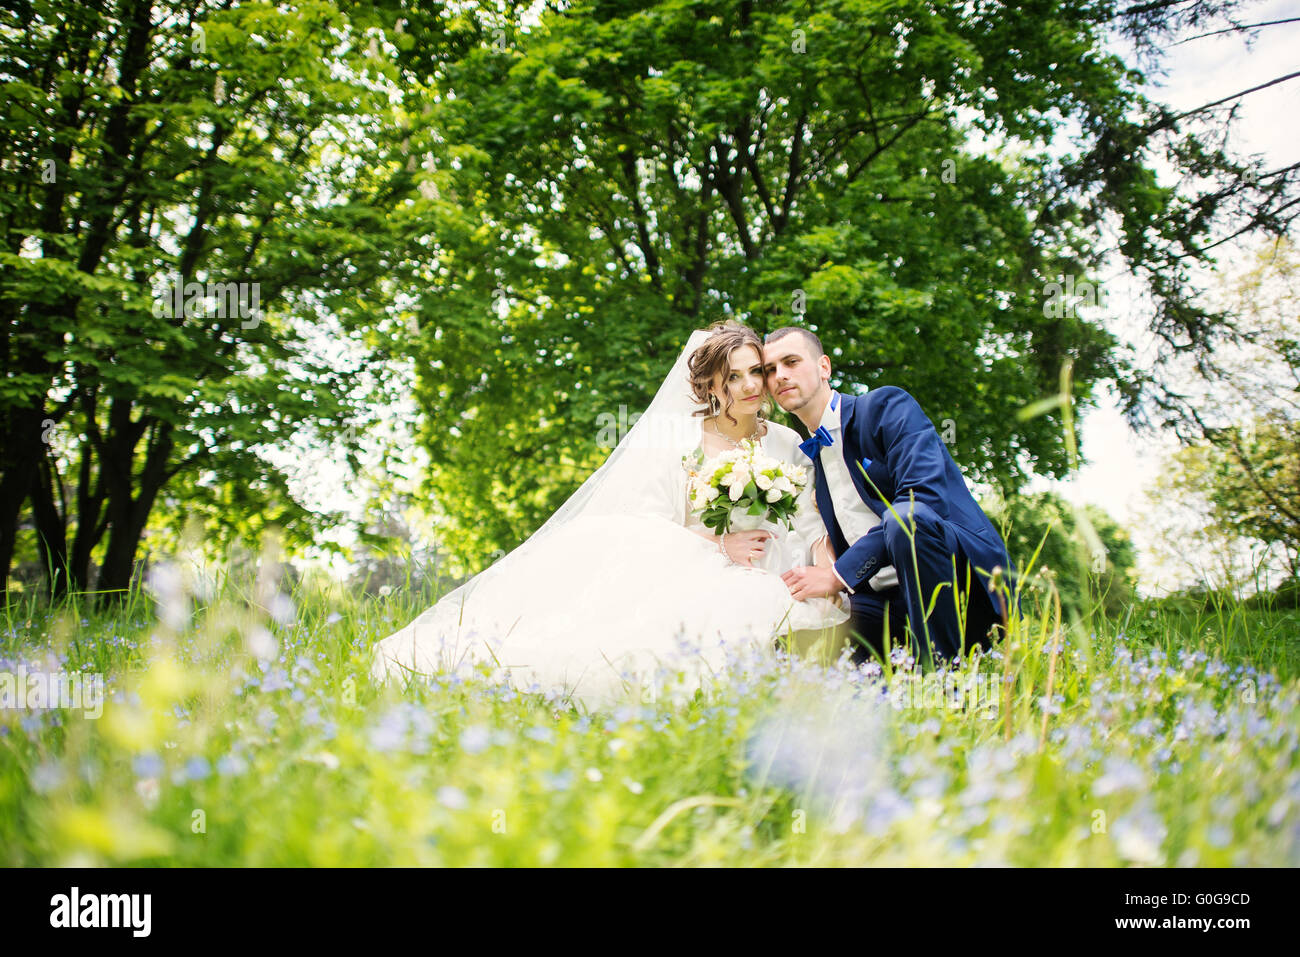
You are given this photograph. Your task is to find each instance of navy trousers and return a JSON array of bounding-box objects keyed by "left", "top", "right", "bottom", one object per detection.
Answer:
[{"left": 845, "top": 502, "right": 1002, "bottom": 668}]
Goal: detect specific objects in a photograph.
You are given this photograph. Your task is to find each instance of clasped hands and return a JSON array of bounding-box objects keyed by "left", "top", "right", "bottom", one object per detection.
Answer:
[{"left": 719, "top": 530, "right": 844, "bottom": 601}]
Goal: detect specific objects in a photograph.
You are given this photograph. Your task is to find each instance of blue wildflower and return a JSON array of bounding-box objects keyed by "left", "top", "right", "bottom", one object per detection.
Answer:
[
  {"left": 133, "top": 753, "right": 165, "bottom": 778},
  {"left": 460, "top": 725, "right": 491, "bottom": 754}
]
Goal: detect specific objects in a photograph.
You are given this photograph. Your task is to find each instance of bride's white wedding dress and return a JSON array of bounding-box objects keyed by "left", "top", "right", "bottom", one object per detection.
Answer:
[{"left": 370, "top": 330, "right": 849, "bottom": 710}]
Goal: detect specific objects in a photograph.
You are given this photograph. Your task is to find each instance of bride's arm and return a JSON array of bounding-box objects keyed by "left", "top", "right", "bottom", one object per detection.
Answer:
[{"left": 812, "top": 531, "right": 837, "bottom": 567}]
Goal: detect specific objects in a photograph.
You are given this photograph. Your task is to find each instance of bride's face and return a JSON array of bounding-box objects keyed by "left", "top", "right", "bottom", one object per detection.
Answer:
[{"left": 712, "top": 344, "right": 766, "bottom": 413}]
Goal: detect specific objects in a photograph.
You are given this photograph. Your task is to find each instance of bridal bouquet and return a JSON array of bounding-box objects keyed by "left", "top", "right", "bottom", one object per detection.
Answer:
[{"left": 684, "top": 439, "right": 808, "bottom": 533}]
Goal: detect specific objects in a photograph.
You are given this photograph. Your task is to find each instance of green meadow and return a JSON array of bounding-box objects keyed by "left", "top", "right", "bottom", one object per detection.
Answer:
[{"left": 2, "top": 561, "right": 1295, "bottom": 867}]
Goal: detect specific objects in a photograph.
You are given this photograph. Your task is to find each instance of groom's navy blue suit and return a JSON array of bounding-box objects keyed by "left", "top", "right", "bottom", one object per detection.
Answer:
[{"left": 802, "top": 387, "right": 1013, "bottom": 666}]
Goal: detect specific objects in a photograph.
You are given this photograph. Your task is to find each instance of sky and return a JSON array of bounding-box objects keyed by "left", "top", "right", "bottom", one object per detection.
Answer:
[{"left": 284, "top": 2, "right": 1300, "bottom": 593}]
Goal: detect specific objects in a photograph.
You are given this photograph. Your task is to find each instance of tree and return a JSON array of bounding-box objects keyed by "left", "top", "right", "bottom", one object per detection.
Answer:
[
  {"left": 1158, "top": 420, "right": 1300, "bottom": 582},
  {"left": 6, "top": 0, "right": 1295, "bottom": 598},
  {"left": 0, "top": 1, "right": 430, "bottom": 600},
  {"left": 1146, "top": 238, "right": 1300, "bottom": 589},
  {"left": 394, "top": 0, "right": 1296, "bottom": 564},
  {"left": 992, "top": 490, "right": 1138, "bottom": 622}
]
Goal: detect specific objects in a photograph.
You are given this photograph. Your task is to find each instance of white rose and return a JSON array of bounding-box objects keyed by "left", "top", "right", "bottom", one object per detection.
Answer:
[
  {"left": 728, "top": 480, "right": 747, "bottom": 502},
  {"left": 703, "top": 485, "right": 720, "bottom": 503},
  {"left": 754, "top": 472, "right": 774, "bottom": 490},
  {"left": 765, "top": 487, "right": 782, "bottom": 503}
]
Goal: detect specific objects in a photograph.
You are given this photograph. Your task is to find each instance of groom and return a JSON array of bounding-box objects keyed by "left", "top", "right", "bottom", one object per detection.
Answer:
[{"left": 763, "top": 326, "right": 1012, "bottom": 668}]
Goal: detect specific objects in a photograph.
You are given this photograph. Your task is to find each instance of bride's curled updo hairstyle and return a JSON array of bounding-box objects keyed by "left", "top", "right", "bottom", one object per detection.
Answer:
[{"left": 687, "top": 320, "right": 771, "bottom": 427}]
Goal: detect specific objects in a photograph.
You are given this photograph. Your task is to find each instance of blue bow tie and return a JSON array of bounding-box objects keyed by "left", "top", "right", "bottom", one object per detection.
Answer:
[{"left": 799, "top": 425, "right": 834, "bottom": 460}]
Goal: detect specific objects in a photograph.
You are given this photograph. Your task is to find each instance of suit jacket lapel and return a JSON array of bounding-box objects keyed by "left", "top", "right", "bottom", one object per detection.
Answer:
[
  {"left": 837, "top": 388, "right": 856, "bottom": 435},
  {"left": 837, "top": 392, "right": 890, "bottom": 513},
  {"left": 835, "top": 391, "right": 858, "bottom": 487}
]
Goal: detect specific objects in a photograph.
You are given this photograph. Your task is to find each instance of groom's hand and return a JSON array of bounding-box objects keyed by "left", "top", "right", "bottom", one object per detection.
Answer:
[{"left": 782, "top": 564, "right": 842, "bottom": 601}]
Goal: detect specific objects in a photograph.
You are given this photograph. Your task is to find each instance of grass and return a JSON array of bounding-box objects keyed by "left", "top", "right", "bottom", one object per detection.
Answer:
[
  {"left": 1124, "top": 593, "right": 1300, "bottom": 684},
  {"left": 1, "top": 558, "right": 1297, "bottom": 867}
]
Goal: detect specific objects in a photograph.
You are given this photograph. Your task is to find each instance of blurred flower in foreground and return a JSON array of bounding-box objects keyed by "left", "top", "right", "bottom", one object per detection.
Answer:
[
  {"left": 1111, "top": 800, "right": 1168, "bottom": 864},
  {"left": 246, "top": 625, "right": 277, "bottom": 662},
  {"left": 459, "top": 725, "right": 491, "bottom": 754},
  {"left": 1092, "top": 756, "right": 1147, "bottom": 797},
  {"left": 134, "top": 777, "right": 160, "bottom": 809},
  {"left": 438, "top": 785, "right": 468, "bottom": 810},
  {"left": 744, "top": 679, "right": 896, "bottom": 833},
  {"left": 32, "top": 761, "right": 65, "bottom": 795},
  {"left": 266, "top": 593, "right": 295, "bottom": 625},
  {"left": 132, "top": 753, "right": 164, "bottom": 778}
]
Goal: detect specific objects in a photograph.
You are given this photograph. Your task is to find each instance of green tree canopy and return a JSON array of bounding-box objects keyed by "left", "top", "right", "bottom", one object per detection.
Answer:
[
  {"left": 395, "top": 0, "right": 1294, "bottom": 565},
  {"left": 3, "top": 0, "right": 1295, "bottom": 598},
  {"left": 0, "top": 0, "right": 426, "bottom": 599}
]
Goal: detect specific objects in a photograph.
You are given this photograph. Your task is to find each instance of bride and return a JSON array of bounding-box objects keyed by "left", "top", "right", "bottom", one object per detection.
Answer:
[{"left": 370, "top": 321, "right": 850, "bottom": 709}]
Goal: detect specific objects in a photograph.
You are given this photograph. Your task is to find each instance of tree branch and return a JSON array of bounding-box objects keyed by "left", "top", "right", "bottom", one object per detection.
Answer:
[{"left": 1172, "top": 16, "right": 1300, "bottom": 44}]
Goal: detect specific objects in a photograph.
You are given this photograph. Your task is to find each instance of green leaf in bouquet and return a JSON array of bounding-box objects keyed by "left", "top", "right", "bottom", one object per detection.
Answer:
[
  {"left": 747, "top": 502, "right": 765, "bottom": 516},
  {"left": 705, "top": 501, "right": 732, "bottom": 533}
]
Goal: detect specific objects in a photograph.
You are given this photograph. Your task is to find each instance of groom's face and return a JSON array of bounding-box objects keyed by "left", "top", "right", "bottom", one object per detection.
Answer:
[{"left": 763, "top": 336, "right": 829, "bottom": 414}]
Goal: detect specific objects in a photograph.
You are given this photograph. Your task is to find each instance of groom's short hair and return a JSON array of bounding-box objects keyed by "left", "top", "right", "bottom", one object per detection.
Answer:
[{"left": 765, "top": 326, "right": 825, "bottom": 359}]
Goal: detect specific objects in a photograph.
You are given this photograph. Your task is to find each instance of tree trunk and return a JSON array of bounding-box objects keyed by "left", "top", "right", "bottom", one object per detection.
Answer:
[
  {"left": 96, "top": 500, "right": 147, "bottom": 603},
  {"left": 0, "top": 463, "right": 31, "bottom": 601},
  {"left": 0, "top": 405, "right": 50, "bottom": 602},
  {"left": 95, "top": 415, "right": 173, "bottom": 607},
  {"left": 70, "top": 438, "right": 107, "bottom": 594},
  {"left": 30, "top": 451, "right": 73, "bottom": 599}
]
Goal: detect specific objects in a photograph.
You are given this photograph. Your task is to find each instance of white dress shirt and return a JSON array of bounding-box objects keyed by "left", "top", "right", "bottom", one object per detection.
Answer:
[{"left": 815, "top": 391, "right": 898, "bottom": 594}]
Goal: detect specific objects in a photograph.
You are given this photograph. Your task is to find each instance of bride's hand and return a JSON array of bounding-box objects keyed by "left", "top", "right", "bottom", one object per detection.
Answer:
[{"left": 721, "top": 529, "right": 771, "bottom": 566}]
